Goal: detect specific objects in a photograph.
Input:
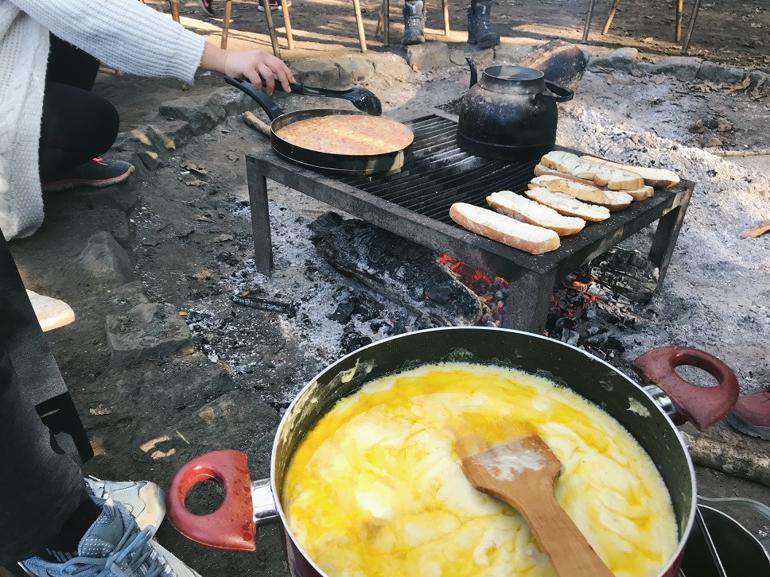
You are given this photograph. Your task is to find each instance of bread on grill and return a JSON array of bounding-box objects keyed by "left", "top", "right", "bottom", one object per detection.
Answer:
[
  {"left": 581, "top": 156, "right": 679, "bottom": 188},
  {"left": 529, "top": 175, "right": 633, "bottom": 211},
  {"left": 541, "top": 151, "right": 644, "bottom": 191},
  {"left": 525, "top": 188, "right": 611, "bottom": 222},
  {"left": 487, "top": 191, "right": 585, "bottom": 236}
]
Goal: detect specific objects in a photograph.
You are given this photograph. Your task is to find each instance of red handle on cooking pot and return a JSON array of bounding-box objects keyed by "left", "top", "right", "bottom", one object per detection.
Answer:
[
  {"left": 632, "top": 346, "right": 739, "bottom": 431},
  {"left": 166, "top": 450, "right": 257, "bottom": 551}
]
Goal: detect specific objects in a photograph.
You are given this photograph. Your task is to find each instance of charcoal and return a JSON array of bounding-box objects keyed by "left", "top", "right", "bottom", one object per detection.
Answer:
[
  {"left": 591, "top": 247, "right": 658, "bottom": 303},
  {"left": 341, "top": 325, "right": 372, "bottom": 353}
]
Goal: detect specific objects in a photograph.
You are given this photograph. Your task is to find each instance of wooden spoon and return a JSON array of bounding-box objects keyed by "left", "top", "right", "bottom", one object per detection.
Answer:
[{"left": 461, "top": 435, "right": 615, "bottom": 577}]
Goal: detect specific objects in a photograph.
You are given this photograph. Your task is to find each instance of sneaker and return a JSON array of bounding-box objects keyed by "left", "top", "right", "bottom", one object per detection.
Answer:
[
  {"left": 726, "top": 388, "right": 770, "bottom": 440},
  {"left": 258, "top": 0, "right": 290, "bottom": 11},
  {"left": 21, "top": 502, "right": 201, "bottom": 577},
  {"left": 199, "top": 0, "right": 215, "bottom": 16},
  {"left": 42, "top": 158, "right": 135, "bottom": 192},
  {"left": 84, "top": 477, "right": 165, "bottom": 535}
]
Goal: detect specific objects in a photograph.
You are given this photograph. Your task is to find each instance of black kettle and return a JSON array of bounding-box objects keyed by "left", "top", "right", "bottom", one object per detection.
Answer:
[{"left": 456, "top": 59, "right": 573, "bottom": 161}]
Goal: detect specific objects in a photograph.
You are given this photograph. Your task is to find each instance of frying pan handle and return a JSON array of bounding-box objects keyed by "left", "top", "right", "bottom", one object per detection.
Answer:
[
  {"left": 632, "top": 346, "right": 739, "bottom": 431},
  {"left": 225, "top": 76, "right": 284, "bottom": 121},
  {"left": 545, "top": 81, "right": 574, "bottom": 103},
  {"left": 166, "top": 450, "right": 257, "bottom": 551}
]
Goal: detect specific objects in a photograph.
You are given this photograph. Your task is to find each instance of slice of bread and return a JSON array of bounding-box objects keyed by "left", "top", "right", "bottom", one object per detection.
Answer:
[
  {"left": 26, "top": 289, "right": 76, "bottom": 332},
  {"left": 625, "top": 184, "right": 655, "bottom": 201},
  {"left": 529, "top": 175, "right": 633, "bottom": 211},
  {"left": 581, "top": 156, "right": 679, "bottom": 188},
  {"left": 450, "top": 203, "right": 560, "bottom": 254},
  {"left": 541, "top": 151, "right": 644, "bottom": 191},
  {"left": 487, "top": 191, "right": 585, "bottom": 236},
  {"left": 533, "top": 164, "right": 597, "bottom": 187},
  {"left": 525, "top": 188, "right": 611, "bottom": 222}
]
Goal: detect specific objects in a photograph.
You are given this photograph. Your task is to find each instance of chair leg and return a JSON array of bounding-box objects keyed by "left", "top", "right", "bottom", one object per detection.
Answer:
[
  {"left": 221, "top": 0, "right": 232, "bottom": 49},
  {"left": 442, "top": 0, "right": 451, "bottom": 35},
  {"left": 261, "top": 0, "right": 282, "bottom": 57},
  {"left": 170, "top": 0, "right": 181, "bottom": 23},
  {"left": 602, "top": 0, "right": 622, "bottom": 35},
  {"left": 384, "top": 0, "right": 390, "bottom": 46},
  {"left": 681, "top": 0, "right": 702, "bottom": 54},
  {"left": 280, "top": 0, "right": 295, "bottom": 50},
  {"left": 582, "top": 0, "right": 597, "bottom": 42},
  {"left": 675, "top": 0, "right": 684, "bottom": 42},
  {"left": 352, "top": 0, "right": 368, "bottom": 52}
]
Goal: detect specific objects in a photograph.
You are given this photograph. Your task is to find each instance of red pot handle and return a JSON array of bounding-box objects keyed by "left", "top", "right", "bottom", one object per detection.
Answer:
[
  {"left": 166, "top": 450, "right": 257, "bottom": 551},
  {"left": 632, "top": 346, "right": 739, "bottom": 431}
]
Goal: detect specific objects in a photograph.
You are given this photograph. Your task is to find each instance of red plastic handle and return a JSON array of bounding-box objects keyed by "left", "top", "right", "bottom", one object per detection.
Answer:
[
  {"left": 632, "top": 346, "right": 739, "bottom": 431},
  {"left": 166, "top": 450, "right": 257, "bottom": 551}
]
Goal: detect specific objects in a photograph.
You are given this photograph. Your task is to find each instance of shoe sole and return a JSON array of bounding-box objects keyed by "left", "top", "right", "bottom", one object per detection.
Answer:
[
  {"left": 135, "top": 482, "right": 167, "bottom": 533},
  {"left": 42, "top": 165, "right": 135, "bottom": 192},
  {"left": 726, "top": 412, "right": 770, "bottom": 440}
]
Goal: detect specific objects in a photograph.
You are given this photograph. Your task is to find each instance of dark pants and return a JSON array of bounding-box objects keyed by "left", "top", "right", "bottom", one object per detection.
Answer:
[
  {"left": 40, "top": 36, "right": 120, "bottom": 182},
  {"left": 0, "top": 229, "right": 86, "bottom": 565}
]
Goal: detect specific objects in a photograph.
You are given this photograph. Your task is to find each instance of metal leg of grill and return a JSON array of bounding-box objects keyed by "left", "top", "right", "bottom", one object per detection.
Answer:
[
  {"left": 247, "top": 164, "right": 274, "bottom": 275},
  {"left": 502, "top": 270, "right": 557, "bottom": 333},
  {"left": 649, "top": 187, "right": 692, "bottom": 290}
]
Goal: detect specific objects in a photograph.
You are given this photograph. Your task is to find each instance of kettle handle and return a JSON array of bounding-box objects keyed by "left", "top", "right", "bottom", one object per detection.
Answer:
[
  {"left": 545, "top": 81, "right": 573, "bottom": 103},
  {"left": 466, "top": 57, "right": 478, "bottom": 88}
]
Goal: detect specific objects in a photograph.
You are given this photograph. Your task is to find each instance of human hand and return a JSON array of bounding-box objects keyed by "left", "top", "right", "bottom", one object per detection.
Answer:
[{"left": 223, "top": 50, "right": 294, "bottom": 95}]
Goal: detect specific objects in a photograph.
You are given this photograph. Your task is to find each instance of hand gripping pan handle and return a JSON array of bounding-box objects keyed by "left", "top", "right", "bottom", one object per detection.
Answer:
[{"left": 225, "top": 76, "right": 284, "bottom": 121}]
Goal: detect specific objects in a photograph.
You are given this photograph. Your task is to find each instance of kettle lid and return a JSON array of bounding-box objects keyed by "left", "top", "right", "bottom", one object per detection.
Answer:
[{"left": 483, "top": 65, "right": 543, "bottom": 82}]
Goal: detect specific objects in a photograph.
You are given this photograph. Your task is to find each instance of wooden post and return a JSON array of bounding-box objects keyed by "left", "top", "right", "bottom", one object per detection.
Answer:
[
  {"left": 681, "top": 0, "right": 702, "bottom": 54},
  {"left": 221, "top": 0, "right": 232, "bottom": 49},
  {"left": 442, "top": 0, "right": 451, "bottom": 35},
  {"left": 352, "top": 0, "right": 368, "bottom": 52},
  {"left": 170, "top": 0, "right": 181, "bottom": 23},
  {"left": 280, "top": 0, "right": 295, "bottom": 50},
  {"left": 675, "top": 0, "right": 684, "bottom": 42},
  {"left": 384, "top": 0, "right": 390, "bottom": 46},
  {"left": 582, "top": 0, "right": 597, "bottom": 42},
  {"left": 261, "top": 0, "right": 282, "bottom": 57},
  {"left": 602, "top": 0, "right": 622, "bottom": 35}
]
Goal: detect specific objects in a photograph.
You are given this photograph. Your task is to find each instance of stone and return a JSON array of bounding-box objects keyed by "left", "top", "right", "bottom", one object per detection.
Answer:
[
  {"left": 105, "top": 302, "right": 193, "bottom": 365},
  {"left": 402, "top": 42, "right": 452, "bottom": 72},
  {"left": 208, "top": 87, "right": 253, "bottom": 116},
  {"left": 702, "top": 135, "right": 723, "bottom": 148},
  {"left": 450, "top": 46, "right": 494, "bottom": 68},
  {"left": 492, "top": 44, "right": 535, "bottom": 65},
  {"left": 521, "top": 40, "right": 588, "bottom": 89},
  {"left": 158, "top": 94, "right": 225, "bottom": 135},
  {"left": 148, "top": 121, "right": 194, "bottom": 152},
  {"left": 136, "top": 150, "right": 164, "bottom": 171},
  {"left": 335, "top": 55, "right": 376, "bottom": 85},
  {"left": 77, "top": 231, "right": 133, "bottom": 286},
  {"left": 748, "top": 70, "right": 768, "bottom": 93},
  {"left": 371, "top": 52, "right": 413, "bottom": 81},
  {"left": 697, "top": 60, "right": 746, "bottom": 84},
  {"left": 588, "top": 47, "right": 638, "bottom": 72},
  {"left": 110, "top": 281, "right": 150, "bottom": 311},
  {"left": 638, "top": 56, "right": 701, "bottom": 81},
  {"left": 290, "top": 59, "right": 341, "bottom": 88}
]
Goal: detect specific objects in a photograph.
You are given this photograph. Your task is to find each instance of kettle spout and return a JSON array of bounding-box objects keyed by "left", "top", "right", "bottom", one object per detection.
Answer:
[{"left": 466, "top": 57, "right": 478, "bottom": 88}]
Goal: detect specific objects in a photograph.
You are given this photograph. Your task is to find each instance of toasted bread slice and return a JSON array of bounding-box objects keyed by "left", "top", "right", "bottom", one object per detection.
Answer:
[
  {"left": 487, "top": 191, "right": 585, "bottom": 236},
  {"left": 533, "top": 164, "right": 597, "bottom": 187},
  {"left": 581, "top": 156, "right": 679, "bottom": 188},
  {"left": 525, "top": 188, "right": 611, "bottom": 222},
  {"left": 625, "top": 184, "right": 655, "bottom": 201},
  {"left": 450, "top": 203, "right": 560, "bottom": 254},
  {"left": 541, "top": 151, "right": 644, "bottom": 191},
  {"left": 529, "top": 175, "right": 633, "bottom": 211}
]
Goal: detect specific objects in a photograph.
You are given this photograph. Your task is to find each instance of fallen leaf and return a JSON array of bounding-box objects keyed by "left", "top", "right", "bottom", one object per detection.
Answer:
[
  {"left": 741, "top": 220, "right": 770, "bottom": 239},
  {"left": 185, "top": 178, "right": 207, "bottom": 187},
  {"left": 193, "top": 269, "right": 213, "bottom": 280}
]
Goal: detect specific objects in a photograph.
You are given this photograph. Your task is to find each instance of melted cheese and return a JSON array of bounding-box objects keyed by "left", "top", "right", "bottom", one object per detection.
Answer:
[{"left": 283, "top": 363, "right": 678, "bottom": 577}]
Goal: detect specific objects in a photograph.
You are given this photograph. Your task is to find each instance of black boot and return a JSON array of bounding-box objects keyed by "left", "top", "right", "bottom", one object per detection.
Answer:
[
  {"left": 402, "top": 0, "right": 426, "bottom": 45},
  {"left": 468, "top": 0, "right": 500, "bottom": 49}
]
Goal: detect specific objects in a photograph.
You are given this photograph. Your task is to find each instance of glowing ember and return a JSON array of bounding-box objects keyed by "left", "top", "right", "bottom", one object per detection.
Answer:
[{"left": 437, "top": 255, "right": 510, "bottom": 325}]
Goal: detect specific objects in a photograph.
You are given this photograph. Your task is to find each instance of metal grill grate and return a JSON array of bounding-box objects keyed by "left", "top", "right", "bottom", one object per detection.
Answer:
[{"left": 340, "top": 115, "right": 539, "bottom": 226}]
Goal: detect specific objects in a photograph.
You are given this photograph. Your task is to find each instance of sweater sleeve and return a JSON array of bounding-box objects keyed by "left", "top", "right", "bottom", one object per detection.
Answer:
[{"left": 11, "top": 0, "right": 206, "bottom": 83}]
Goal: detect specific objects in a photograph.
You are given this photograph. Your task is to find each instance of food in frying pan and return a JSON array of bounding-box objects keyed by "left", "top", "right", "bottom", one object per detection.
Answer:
[
  {"left": 274, "top": 115, "right": 414, "bottom": 156},
  {"left": 283, "top": 364, "right": 678, "bottom": 577}
]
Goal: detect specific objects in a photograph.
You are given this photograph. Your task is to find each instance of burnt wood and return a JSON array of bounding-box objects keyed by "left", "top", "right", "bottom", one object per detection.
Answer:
[{"left": 245, "top": 112, "right": 694, "bottom": 332}]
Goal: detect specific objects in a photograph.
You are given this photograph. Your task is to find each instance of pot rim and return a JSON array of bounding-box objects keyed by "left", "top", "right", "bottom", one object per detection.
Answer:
[
  {"left": 269, "top": 327, "right": 697, "bottom": 577},
  {"left": 483, "top": 64, "right": 544, "bottom": 82}
]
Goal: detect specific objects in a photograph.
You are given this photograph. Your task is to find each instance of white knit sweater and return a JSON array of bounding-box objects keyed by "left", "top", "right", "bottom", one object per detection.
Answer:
[{"left": 0, "top": 0, "right": 205, "bottom": 240}]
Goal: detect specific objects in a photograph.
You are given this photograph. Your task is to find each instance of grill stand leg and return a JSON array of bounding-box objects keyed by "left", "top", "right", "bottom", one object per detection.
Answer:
[
  {"left": 247, "top": 165, "right": 274, "bottom": 275},
  {"left": 501, "top": 270, "right": 557, "bottom": 333},
  {"left": 648, "top": 187, "right": 692, "bottom": 289}
]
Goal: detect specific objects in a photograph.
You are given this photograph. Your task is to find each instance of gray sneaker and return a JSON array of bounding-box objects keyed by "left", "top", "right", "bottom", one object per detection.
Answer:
[
  {"left": 85, "top": 477, "right": 165, "bottom": 534},
  {"left": 41, "top": 158, "right": 135, "bottom": 192},
  {"left": 21, "top": 502, "right": 201, "bottom": 577}
]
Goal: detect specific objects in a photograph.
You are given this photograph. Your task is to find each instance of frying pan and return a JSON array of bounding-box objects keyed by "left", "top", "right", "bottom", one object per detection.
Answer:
[
  {"left": 225, "top": 77, "right": 413, "bottom": 175},
  {"left": 166, "top": 328, "right": 740, "bottom": 577}
]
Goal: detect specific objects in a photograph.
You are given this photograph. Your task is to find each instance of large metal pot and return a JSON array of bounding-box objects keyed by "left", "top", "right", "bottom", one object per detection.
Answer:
[
  {"left": 456, "top": 60, "right": 573, "bottom": 161},
  {"left": 166, "top": 328, "right": 739, "bottom": 577}
]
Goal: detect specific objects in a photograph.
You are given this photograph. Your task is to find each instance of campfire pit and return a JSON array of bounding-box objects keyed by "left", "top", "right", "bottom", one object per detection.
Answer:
[{"left": 245, "top": 112, "right": 694, "bottom": 331}]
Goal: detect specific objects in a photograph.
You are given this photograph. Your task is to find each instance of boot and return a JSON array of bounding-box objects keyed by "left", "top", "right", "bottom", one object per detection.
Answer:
[
  {"left": 468, "top": 0, "right": 500, "bottom": 49},
  {"left": 727, "top": 388, "right": 770, "bottom": 440},
  {"left": 402, "top": 0, "right": 426, "bottom": 45}
]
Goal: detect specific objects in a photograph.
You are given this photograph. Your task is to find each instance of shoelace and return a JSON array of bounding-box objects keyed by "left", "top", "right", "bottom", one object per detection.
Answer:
[{"left": 60, "top": 528, "right": 171, "bottom": 577}]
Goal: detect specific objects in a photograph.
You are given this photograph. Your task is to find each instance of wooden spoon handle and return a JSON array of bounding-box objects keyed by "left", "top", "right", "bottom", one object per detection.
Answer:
[{"left": 513, "top": 491, "right": 615, "bottom": 577}]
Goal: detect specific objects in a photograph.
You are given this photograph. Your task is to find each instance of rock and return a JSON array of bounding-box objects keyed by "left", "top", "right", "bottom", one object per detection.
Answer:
[
  {"left": 451, "top": 46, "right": 495, "bottom": 67},
  {"left": 136, "top": 150, "right": 164, "bottom": 171},
  {"left": 110, "top": 281, "right": 150, "bottom": 311},
  {"left": 105, "top": 303, "right": 193, "bottom": 365},
  {"left": 335, "top": 54, "right": 376, "bottom": 85},
  {"left": 716, "top": 118, "right": 734, "bottom": 133},
  {"left": 148, "top": 121, "right": 194, "bottom": 153},
  {"left": 290, "top": 59, "right": 341, "bottom": 88},
  {"left": 702, "top": 135, "right": 723, "bottom": 148},
  {"left": 402, "top": 42, "right": 452, "bottom": 72},
  {"left": 208, "top": 87, "right": 253, "bottom": 116},
  {"left": 748, "top": 70, "right": 768, "bottom": 93},
  {"left": 492, "top": 44, "right": 535, "bottom": 65},
  {"left": 588, "top": 47, "right": 638, "bottom": 72},
  {"left": 77, "top": 231, "right": 133, "bottom": 286},
  {"left": 158, "top": 94, "right": 226, "bottom": 135},
  {"left": 520, "top": 40, "right": 587, "bottom": 89},
  {"left": 371, "top": 52, "right": 413, "bottom": 81},
  {"left": 697, "top": 60, "right": 745, "bottom": 84},
  {"left": 638, "top": 56, "right": 701, "bottom": 81}
]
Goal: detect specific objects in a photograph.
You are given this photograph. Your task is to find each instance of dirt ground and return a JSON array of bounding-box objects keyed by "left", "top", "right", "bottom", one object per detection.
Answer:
[
  {"left": 151, "top": 0, "right": 770, "bottom": 70},
  {"left": 5, "top": 5, "right": 769, "bottom": 575}
]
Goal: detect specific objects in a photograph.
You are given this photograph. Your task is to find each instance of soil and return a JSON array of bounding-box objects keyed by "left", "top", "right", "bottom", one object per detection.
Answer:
[
  {"left": 6, "top": 19, "right": 770, "bottom": 577},
  {"left": 152, "top": 0, "right": 770, "bottom": 70}
]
